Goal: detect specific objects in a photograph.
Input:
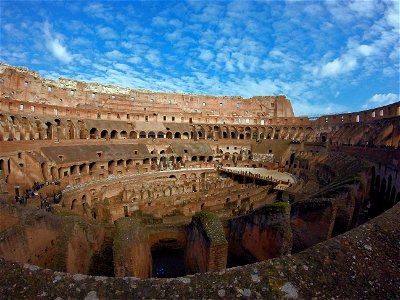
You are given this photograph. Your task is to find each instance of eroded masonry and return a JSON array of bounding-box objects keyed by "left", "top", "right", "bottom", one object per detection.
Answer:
[{"left": 0, "top": 63, "right": 399, "bottom": 298}]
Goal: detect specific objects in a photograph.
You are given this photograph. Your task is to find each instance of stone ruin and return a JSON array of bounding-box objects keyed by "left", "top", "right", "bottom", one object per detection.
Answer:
[{"left": 0, "top": 62, "right": 399, "bottom": 298}]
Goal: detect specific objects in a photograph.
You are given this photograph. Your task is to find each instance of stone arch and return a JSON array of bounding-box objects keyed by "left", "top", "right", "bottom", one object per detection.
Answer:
[
  {"left": 139, "top": 131, "right": 147, "bottom": 138},
  {"left": 45, "top": 121, "right": 54, "bottom": 139},
  {"left": 90, "top": 128, "right": 99, "bottom": 139},
  {"left": 305, "top": 127, "right": 314, "bottom": 142},
  {"left": 126, "top": 159, "right": 134, "bottom": 168},
  {"left": 66, "top": 121, "right": 76, "bottom": 140},
  {"left": 0, "top": 159, "right": 5, "bottom": 175},
  {"left": 174, "top": 132, "right": 181, "bottom": 139},
  {"left": 101, "top": 130, "right": 109, "bottom": 139},
  {"left": 51, "top": 166, "right": 58, "bottom": 180},
  {"left": 79, "top": 163, "right": 87, "bottom": 174},
  {"left": 110, "top": 130, "right": 118, "bottom": 139},
  {"left": 71, "top": 165, "right": 79, "bottom": 175},
  {"left": 82, "top": 194, "right": 88, "bottom": 208},
  {"left": 129, "top": 131, "right": 138, "bottom": 139},
  {"left": 224, "top": 152, "right": 231, "bottom": 160},
  {"left": 120, "top": 130, "right": 127, "bottom": 139},
  {"left": 289, "top": 127, "right": 297, "bottom": 139},
  {"left": 79, "top": 122, "right": 88, "bottom": 139},
  {"left": 71, "top": 199, "right": 77, "bottom": 210},
  {"left": 280, "top": 127, "right": 289, "bottom": 139},
  {"left": 148, "top": 131, "right": 156, "bottom": 139}
]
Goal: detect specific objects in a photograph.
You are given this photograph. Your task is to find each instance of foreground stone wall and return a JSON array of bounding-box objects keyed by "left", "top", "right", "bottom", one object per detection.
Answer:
[{"left": 0, "top": 202, "right": 398, "bottom": 299}]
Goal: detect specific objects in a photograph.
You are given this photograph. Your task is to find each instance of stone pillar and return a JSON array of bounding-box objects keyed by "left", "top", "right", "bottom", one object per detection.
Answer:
[
  {"left": 113, "top": 218, "right": 152, "bottom": 279},
  {"left": 185, "top": 211, "right": 228, "bottom": 274},
  {"left": 84, "top": 164, "right": 89, "bottom": 175}
]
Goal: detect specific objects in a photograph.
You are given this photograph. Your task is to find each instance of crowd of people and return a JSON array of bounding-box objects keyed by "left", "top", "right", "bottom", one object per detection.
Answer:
[{"left": 14, "top": 180, "right": 62, "bottom": 212}]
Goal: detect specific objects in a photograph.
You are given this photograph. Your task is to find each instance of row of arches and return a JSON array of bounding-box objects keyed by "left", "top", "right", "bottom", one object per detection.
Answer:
[
  {"left": 0, "top": 113, "right": 317, "bottom": 142},
  {"left": 327, "top": 120, "right": 400, "bottom": 148},
  {"left": 66, "top": 171, "right": 212, "bottom": 211},
  {"left": 368, "top": 165, "right": 399, "bottom": 218},
  {"left": 40, "top": 153, "right": 216, "bottom": 184}
]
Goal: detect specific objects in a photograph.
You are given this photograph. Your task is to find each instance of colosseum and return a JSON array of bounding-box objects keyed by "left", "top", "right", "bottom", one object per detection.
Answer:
[{"left": 0, "top": 62, "right": 399, "bottom": 299}]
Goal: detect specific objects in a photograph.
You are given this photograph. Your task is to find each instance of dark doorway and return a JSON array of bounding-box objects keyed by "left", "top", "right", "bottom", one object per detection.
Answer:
[{"left": 151, "top": 239, "right": 186, "bottom": 278}]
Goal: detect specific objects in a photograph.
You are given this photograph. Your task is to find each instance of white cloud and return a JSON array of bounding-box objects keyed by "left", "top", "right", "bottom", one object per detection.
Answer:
[
  {"left": 3, "top": 23, "right": 25, "bottom": 39},
  {"left": 362, "top": 93, "right": 399, "bottom": 109},
  {"left": 145, "top": 50, "right": 161, "bottom": 67},
  {"left": 83, "top": 3, "right": 113, "bottom": 21},
  {"left": 96, "top": 26, "right": 117, "bottom": 39},
  {"left": 166, "top": 29, "right": 182, "bottom": 41},
  {"left": 199, "top": 49, "right": 214, "bottom": 62},
  {"left": 385, "top": 1, "right": 400, "bottom": 30},
  {"left": 319, "top": 54, "right": 357, "bottom": 77},
  {"left": 152, "top": 16, "right": 167, "bottom": 26},
  {"left": 105, "top": 50, "right": 125, "bottom": 60},
  {"left": 42, "top": 22, "right": 73, "bottom": 64},
  {"left": 127, "top": 56, "right": 142, "bottom": 64},
  {"left": 348, "top": 0, "right": 377, "bottom": 17},
  {"left": 114, "top": 63, "right": 131, "bottom": 72},
  {"left": 356, "top": 44, "right": 375, "bottom": 56}
]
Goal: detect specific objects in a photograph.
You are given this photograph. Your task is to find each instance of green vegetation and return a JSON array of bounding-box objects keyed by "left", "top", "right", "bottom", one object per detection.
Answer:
[{"left": 195, "top": 210, "right": 227, "bottom": 246}]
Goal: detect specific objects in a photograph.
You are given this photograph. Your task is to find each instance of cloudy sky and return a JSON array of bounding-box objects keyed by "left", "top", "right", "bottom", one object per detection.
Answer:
[{"left": 0, "top": 0, "right": 399, "bottom": 116}]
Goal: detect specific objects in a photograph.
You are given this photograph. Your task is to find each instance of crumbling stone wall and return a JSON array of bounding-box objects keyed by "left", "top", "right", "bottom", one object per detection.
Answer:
[
  {"left": 113, "top": 218, "right": 152, "bottom": 278},
  {"left": 185, "top": 211, "right": 228, "bottom": 274},
  {"left": 0, "top": 202, "right": 104, "bottom": 273},
  {"left": 227, "top": 202, "right": 292, "bottom": 264}
]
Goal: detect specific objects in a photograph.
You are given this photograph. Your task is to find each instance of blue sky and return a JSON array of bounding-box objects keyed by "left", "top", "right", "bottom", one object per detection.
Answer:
[{"left": 0, "top": 0, "right": 399, "bottom": 116}]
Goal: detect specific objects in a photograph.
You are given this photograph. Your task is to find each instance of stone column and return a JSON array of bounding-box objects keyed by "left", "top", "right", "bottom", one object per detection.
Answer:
[
  {"left": 185, "top": 211, "right": 228, "bottom": 274},
  {"left": 113, "top": 218, "right": 152, "bottom": 279}
]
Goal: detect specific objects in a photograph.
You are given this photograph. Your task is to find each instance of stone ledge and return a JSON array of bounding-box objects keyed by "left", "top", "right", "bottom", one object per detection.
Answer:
[{"left": 0, "top": 203, "right": 398, "bottom": 299}]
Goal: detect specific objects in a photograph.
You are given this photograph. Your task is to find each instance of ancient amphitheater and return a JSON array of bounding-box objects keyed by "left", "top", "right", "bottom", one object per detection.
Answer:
[{"left": 0, "top": 62, "right": 399, "bottom": 299}]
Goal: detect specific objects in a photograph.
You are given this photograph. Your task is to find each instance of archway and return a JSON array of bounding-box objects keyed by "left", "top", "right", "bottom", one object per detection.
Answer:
[
  {"left": 101, "top": 130, "right": 108, "bottom": 139},
  {"left": 129, "top": 131, "right": 138, "bottom": 139},
  {"left": 90, "top": 128, "right": 98, "bottom": 139},
  {"left": 110, "top": 130, "right": 118, "bottom": 139},
  {"left": 151, "top": 239, "right": 186, "bottom": 278},
  {"left": 120, "top": 130, "right": 127, "bottom": 139}
]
